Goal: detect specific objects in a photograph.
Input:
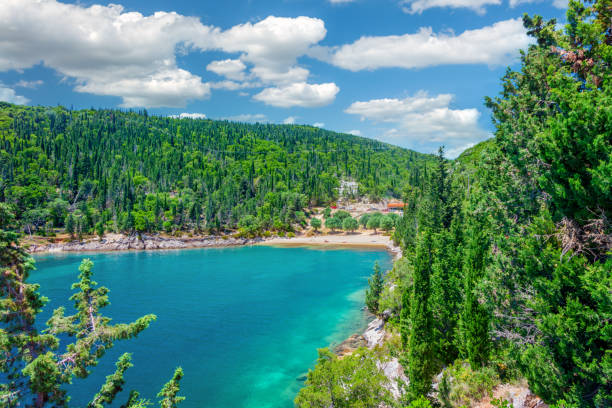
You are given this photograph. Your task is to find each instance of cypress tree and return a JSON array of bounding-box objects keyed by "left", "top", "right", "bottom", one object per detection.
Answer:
[
  {"left": 459, "top": 220, "right": 490, "bottom": 368},
  {"left": 407, "top": 230, "right": 436, "bottom": 401}
]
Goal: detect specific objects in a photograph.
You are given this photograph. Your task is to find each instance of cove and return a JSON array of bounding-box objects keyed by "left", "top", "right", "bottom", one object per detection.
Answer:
[{"left": 32, "top": 245, "right": 392, "bottom": 408}]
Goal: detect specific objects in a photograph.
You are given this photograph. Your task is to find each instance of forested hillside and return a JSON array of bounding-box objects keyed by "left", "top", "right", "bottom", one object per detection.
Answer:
[
  {"left": 0, "top": 104, "right": 431, "bottom": 237},
  {"left": 297, "top": 2, "right": 610, "bottom": 407}
]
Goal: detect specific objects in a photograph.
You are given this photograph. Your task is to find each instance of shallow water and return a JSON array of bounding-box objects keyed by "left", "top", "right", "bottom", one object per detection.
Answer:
[{"left": 32, "top": 245, "right": 392, "bottom": 407}]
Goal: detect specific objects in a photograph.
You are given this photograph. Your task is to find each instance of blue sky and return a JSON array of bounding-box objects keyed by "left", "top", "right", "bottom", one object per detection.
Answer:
[{"left": 0, "top": 0, "right": 567, "bottom": 157}]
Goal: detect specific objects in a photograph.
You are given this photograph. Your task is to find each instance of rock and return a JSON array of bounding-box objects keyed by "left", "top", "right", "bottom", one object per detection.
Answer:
[
  {"left": 26, "top": 234, "right": 259, "bottom": 254},
  {"left": 377, "top": 357, "right": 408, "bottom": 400},
  {"left": 363, "top": 318, "right": 385, "bottom": 348},
  {"left": 381, "top": 309, "right": 392, "bottom": 321}
]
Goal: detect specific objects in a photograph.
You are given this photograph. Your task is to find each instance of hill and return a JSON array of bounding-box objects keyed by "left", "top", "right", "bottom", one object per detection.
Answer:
[{"left": 0, "top": 103, "right": 433, "bottom": 236}]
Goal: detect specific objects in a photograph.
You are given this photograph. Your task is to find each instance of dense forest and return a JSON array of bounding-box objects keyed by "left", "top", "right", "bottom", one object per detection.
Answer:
[
  {"left": 297, "top": 1, "right": 610, "bottom": 407},
  {"left": 0, "top": 104, "right": 431, "bottom": 238},
  {"left": 0, "top": 0, "right": 610, "bottom": 407}
]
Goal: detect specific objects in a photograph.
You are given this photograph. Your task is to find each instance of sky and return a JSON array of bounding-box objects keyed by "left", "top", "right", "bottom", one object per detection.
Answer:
[{"left": 0, "top": 0, "right": 567, "bottom": 157}]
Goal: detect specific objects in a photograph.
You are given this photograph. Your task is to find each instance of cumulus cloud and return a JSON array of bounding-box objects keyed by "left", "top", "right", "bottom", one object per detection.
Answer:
[
  {"left": 283, "top": 116, "right": 298, "bottom": 124},
  {"left": 0, "top": 84, "right": 29, "bottom": 104},
  {"left": 313, "top": 122, "right": 325, "bottom": 128},
  {"left": 329, "top": 0, "right": 357, "bottom": 3},
  {"left": 206, "top": 59, "right": 247, "bottom": 81},
  {"left": 171, "top": 112, "right": 207, "bottom": 119},
  {"left": 401, "top": 0, "right": 501, "bottom": 14},
  {"left": 0, "top": 1, "right": 334, "bottom": 108},
  {"left": 345, "top": 91, "right": 489, "bottom": 157},
  {"left": 213, "top": 16, "right": 325, "bottom": 85},
  {"left": 347, "top": 130, "right": 362, "bottom": 136},
  {"left": 0, "top": 0, "right": 214, "bottom": 107},
  {"left": 318, "top": 18, "right": 530, "bottom": 71},
  {"left": 254, "top": 82, "right": 339, "bottom": 108}
]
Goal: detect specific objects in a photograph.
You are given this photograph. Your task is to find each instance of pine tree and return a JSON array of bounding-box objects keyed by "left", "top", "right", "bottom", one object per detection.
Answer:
[{"left": 0, "top": 206, "right": 186, "bottom": 407}]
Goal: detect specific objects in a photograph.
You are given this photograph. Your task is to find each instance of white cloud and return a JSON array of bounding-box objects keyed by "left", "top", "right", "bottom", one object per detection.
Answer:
[
  {"left": 401, "top": 0, "right": 501, "bottom": 14},
  {"left": 0, "top": 84, "right": 29, "bottom": 104},
  {"left": 0, "top": 0, "right": 213, "bottom": 107},
  {"left": 345, "top": 91, "right": 489, "bottom": 157},
  {"left": 14, "top": 79, "right": 43, "bottom": 89},
  {"left": 347, "top": 130, "right": 362, "bottom": 136},
  {"left": 213, "top": 16, "right": 326, "bottom": 87},
  {"left": 510, "top": 0, "right": 567, "bottom": 8},
  {"left": 206, "top": 59, "right": 247, "bottom": 81},
  {"left": 313, "top": 122, "right": 325, "bottom": 128},
  {"left": 222, "top": 113, "right": 268, "bottom": 123},
  {"left": 319, "top": 18, "right": 530, "bottom": 71},
  {"left": 283, "top": 116, "right": 298, "bottom": 124},
  {"left": 171, "top": 112, "right": 207, "bottom": 119},
  {"left": 254, "top": 82, "right": 339, "bottom": 108},
  {"left": 329, "top": 0, "right": 357, "bottom": 3},
  {"left": 0, "top": 1, "right": 331, "bottom": 108}
]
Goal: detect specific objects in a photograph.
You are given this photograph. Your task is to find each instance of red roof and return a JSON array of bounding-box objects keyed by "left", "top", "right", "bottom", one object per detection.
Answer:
[{"left": 387, "top": 203, "right": 406, "bottom": 208}]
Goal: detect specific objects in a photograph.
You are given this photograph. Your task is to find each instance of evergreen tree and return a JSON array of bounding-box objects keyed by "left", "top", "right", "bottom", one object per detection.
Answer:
[
  {"left": 365, "top": 262, "right": 384, "bottom": 314},
  {"left": 458, "top": 220, "right": 490, "bottom": 368},
  {"left": 406, "top": 230, "right": 436, "bottom": 401},
  {"left": 0, "top": 207, "right": 185, "bottom": 407}
]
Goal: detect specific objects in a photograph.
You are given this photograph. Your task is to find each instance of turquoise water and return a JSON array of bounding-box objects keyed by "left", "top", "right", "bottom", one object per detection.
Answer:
[{"left": 32, "top": 245, "right": 392, "bottom": 407}]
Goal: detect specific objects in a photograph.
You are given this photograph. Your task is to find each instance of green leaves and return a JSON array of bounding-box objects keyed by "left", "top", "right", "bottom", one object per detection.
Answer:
[
  {"left": 294, "top": 348, "right": 392, "bottom": 408},
  {"left": 157, "top": 368, "right": 185, "bottom": 408}
]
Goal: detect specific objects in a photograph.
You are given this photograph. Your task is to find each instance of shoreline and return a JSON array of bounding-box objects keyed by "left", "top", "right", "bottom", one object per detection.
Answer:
[{"left": 26, "top": 231, "right": 402, "bottom": 258}]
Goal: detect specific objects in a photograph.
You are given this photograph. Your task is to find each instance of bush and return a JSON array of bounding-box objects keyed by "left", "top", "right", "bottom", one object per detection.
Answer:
[
  {"left": 334, "top": 210, "right": 351, "bottom": 220},
  {"left": 437, "top": 361, "right": 500, "bottom": 407}
]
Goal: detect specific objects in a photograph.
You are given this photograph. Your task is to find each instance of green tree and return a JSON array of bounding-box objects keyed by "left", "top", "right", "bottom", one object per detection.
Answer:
[
  {"left": 366, "top": 216, "right": 380, "bottom": 233},
  {"left": 65, "top": 213, "right": 75, "bottom": 238},
  {"left": 458, "top": 220, "right": 490, "bottom": 368},
  {"left": 406, "top": 231, "right": 435, "bottom": 401},
  {"left": 342, "top": 217, "right": 359, "bottom": 233},
  {"left": 359, "top": 213, "right": 371, "bottom": 229},
  {"left": 365, "top": 262, "right": 384, "bottom": 314},
  {"left": 323, "top": 207, "right": 332, "bottom": 219},
  {"left": 0, "top": 212, "right": 185, "bottom": 407},
  {"left": 325, "top": 216, "right": 342, "bottom": 232},
  {"left": 294, "top": 348, "right": 391, "bottom": 408},
  {"left": 310, "top": 217, "right": 322, "bottom": 232},
  {"left": 334, "top": 210, "right": 351, "bottom": 220},
  {"left": 380, "top": 215, "right": 394, "bottom": 232}
]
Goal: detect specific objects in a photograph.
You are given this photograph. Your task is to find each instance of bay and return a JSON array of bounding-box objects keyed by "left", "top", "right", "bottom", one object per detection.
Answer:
[{"left": 32, "top": 245, "right": 392, "bottom": 408}]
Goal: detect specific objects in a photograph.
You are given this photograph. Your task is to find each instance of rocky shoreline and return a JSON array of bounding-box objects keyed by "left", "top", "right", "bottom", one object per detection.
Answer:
[{"left": 26, "top": 234, "right": 263, "bottom": 253}]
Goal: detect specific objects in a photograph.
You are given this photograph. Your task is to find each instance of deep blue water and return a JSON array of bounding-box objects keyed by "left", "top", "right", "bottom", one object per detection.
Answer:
[{"left": 32, "top": 245, "right": 392, "bottom": 408}]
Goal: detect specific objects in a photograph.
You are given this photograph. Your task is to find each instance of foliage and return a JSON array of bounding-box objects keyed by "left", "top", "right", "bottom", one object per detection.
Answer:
[
  {"left": 365, "top": 262, "right": 384, "bottom": 314},
  {"left": 0, "top": 211, "right": 185, "bottom": 407},
  {"left": 342, "top": 216, "right": 359, "bottom": 232},
  {"left": 437, "top": 361, "right": 500, "bottom": 407},
  {"left": 294, "top": 348, "right": 392, "bottom": 408},
  {"left": 325, "top": 216, "right": 342, "bottom": 232},
  {"left": 0, "top": 104, "right": 432, "bottom": 237},
  {"left": 310, "top": 217, "right": 321, "bottom": 232}
]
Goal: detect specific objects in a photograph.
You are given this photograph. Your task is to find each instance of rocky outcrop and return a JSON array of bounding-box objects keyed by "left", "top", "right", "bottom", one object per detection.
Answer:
[
  {"left": 473, "top": 384, "right": 548, "bottom": 408},
  {"left": 378, "top": 358, "right": 408, "bottom": 400},
  {"left": 27, "top": 234, "right": 262, "bottom": 253},
  {"left": 363, "top": 317, "right": 386, "bottom": 348}
]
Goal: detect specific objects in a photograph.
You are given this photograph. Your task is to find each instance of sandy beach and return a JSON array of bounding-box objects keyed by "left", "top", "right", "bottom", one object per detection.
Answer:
[{"left": 260, "top": 232, "right": 402, "bottom": 258}]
